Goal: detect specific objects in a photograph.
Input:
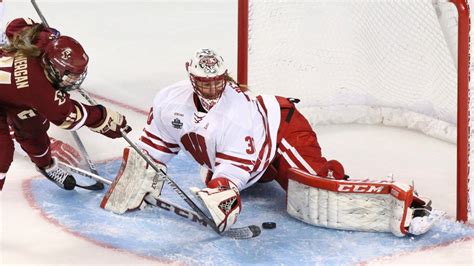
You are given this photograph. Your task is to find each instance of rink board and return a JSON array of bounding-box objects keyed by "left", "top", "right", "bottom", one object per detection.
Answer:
[{"left": 25, "top": 154, "right": 474, "bottom": 265}]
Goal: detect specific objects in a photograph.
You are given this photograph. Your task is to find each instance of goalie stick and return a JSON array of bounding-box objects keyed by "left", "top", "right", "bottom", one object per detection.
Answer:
[
  {"left": 59, "top": 161, "right": 261, "bottom": 239},
  {"left": 31, "top": 0, "right": 104, "bottom": 191}
]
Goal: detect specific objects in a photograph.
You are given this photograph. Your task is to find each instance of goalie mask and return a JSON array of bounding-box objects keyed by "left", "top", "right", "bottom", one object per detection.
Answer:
[
  {"left": 42, "top": 36, "right": 89, "bottom": 92},
  {"left": 186, "top": 48, "right": 227, "bottom": 111}
]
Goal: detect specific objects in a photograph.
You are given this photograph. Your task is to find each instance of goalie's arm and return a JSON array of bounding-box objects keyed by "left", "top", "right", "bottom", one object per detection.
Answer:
[{"left": 137, "top": 107, "right": 181, "bottom": 164}]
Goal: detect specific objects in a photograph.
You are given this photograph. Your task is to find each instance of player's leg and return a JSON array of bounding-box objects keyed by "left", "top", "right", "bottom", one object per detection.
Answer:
[
  {"left": 8, "top": 110, "right": 75, "bottom": 190},
  {"left": 0, "top": 109, "right": 14, "bottom": 190},
  {"left": 8, "top": 111, "right": 51, "bottom": 168},
  {"left": 270, "top": 98, "right": 344, "bottom": 189}
]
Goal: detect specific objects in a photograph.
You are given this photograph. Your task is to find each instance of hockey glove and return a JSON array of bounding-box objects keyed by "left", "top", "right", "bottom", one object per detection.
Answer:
[
  {"left": 190, "top": 177, "right": 241, "bottom": 233},
  {"left": 89, "top": 105, "right": 131, "bottom": 139},
  {"left": 50, "top": 138, "right": 83, "bottom": 167}
]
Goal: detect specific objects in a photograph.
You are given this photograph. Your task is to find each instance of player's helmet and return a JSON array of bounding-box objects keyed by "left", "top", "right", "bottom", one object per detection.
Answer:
[
  {"left": 186, "top": 49, "right": 227, "bottom": 111},
  {"left": 41, "top": 36, "right": 89, "bottom": 92}
]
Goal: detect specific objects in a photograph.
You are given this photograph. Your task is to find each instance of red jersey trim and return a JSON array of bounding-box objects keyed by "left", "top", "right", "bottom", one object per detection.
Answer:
[
  {"left": 216, "top": 152, "right": 254, "bottom": 166},
  {"left": 140, "top": 136, "right": 178, "bottom": 154},
  {"left": 143, "top": 129, "right": 180, "bottom": 148}
]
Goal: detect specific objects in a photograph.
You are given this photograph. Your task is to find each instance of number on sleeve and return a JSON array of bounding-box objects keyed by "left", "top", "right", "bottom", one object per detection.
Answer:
[{"left": 0, "top": 56, "right": 13, "bottom": 85}]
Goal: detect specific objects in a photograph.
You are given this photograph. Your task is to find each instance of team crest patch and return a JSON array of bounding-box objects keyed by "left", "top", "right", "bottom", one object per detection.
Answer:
[
  {"left": 62, "top": 48, "right": 72, "bottom": 60},
  {"left": 198, "top": 49, "right": 221, "bottom": 74},
  {"left": 172, "top": 118, "right": 183, "bottom": 129}
]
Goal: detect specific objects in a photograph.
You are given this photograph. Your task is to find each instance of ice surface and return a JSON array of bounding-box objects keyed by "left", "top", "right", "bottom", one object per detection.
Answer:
[{"left": 25, "top": 156, "right": 474, "bottom": 265}]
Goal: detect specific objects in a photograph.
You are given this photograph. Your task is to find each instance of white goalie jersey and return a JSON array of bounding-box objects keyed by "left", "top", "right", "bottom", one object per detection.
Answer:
[{"left": 138, "top": 80, "right": 281, "bottom": 190}]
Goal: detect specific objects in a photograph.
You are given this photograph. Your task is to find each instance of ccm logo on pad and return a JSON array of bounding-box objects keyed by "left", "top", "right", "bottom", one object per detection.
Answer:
[{"left": 337, "top": 184, "right": 385, "bottom": 193}]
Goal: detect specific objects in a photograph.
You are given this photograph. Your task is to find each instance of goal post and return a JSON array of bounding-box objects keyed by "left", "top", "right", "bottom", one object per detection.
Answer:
[{"left": 237, "top": 0, "right": 471, "bottom": 222}]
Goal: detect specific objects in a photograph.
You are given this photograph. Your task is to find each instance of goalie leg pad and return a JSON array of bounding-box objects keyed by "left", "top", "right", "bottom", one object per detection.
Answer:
[
  {"left": 100, "top": 147, "right": 165, "bottom": 214},
  {"left": 286, "top": 168, "right": 438, "bottom": 237}
]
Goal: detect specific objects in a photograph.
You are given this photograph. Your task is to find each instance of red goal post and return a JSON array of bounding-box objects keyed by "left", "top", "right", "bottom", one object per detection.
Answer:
[{"left": 237, "top": 0, "right": 471, "bottom": 222}]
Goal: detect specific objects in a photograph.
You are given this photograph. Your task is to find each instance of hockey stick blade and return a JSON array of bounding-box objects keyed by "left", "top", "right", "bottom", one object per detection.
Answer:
[
  {"left": 143, "top": 195, "right": 261, "bottom": 239},
  {"left": 59, "top": 162, "right": 261, "bottom": 239},
  {"left": 222, "top": 225, "right": 261, "bottom": 239},
  {"left": 75, "top": 182, "right": 104, "bottom": 191}
]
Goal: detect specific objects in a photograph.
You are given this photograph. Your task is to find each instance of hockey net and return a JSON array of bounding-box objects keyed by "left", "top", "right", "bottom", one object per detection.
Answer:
[{"left": 237, "top": 0, "right": 472, "bottom": 222}]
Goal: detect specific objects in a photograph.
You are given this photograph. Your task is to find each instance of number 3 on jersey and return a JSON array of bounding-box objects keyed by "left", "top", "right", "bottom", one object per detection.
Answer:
[
  {"left": 181, "top": 132, "right": 212, "bottom": 168},
  {"left": 245, "top": 136, "right": 255, "bottom": 154}
]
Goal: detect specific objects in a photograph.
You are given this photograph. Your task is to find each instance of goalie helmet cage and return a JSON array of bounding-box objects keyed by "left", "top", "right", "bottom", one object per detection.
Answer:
[{"left": 237, "top": 0, "right": 472, "bottom": 222}]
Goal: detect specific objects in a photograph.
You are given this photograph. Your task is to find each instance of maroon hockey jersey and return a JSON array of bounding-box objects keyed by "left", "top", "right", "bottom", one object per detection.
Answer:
[{"left": 0, "top": 53, "right": 102, "bottom": 130}]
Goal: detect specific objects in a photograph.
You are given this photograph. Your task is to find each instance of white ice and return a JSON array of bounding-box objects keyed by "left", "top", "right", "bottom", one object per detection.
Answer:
[{"left": 0, "top": 0, "right": 472, "bottom": 265}]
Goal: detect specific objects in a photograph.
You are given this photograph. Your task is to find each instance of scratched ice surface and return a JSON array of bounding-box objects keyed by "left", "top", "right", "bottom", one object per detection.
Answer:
[{"left": 28, "top": 152, "right": 474, "bottom": 265}]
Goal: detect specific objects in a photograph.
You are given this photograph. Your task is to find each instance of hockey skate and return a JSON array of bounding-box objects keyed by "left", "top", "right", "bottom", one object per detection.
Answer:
[
  {"left": 408, "top": 199, "right": 445, "bottom": 235},
  {"left": 37, "top": 157, "right": 76, "bottom": 190}
]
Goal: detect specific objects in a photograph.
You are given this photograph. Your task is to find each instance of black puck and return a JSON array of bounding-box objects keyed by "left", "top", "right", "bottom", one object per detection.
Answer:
[{"left": 262, "top": 222, "right": 276, "bottom": 229}]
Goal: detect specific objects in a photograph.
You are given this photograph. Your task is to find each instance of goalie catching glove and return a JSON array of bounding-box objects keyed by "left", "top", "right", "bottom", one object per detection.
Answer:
[
  {"left": 286, "top": 168, "right": 444, "bottom": 237},
  {"left": 101, "top": 147, "right": 165, "bottom": 214},
  {"left": 190, "top": 178, "right": 241, "bottom": 233}
]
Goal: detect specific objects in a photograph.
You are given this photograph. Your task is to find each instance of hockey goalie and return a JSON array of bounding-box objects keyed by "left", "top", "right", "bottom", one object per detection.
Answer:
[{"left": 100, "top": 48, "right": 442, "bottom": 237}]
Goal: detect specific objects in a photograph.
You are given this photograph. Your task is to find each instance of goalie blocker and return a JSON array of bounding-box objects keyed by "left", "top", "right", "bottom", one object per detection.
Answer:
[{"left": 287, "top": 168, "right": 443, "bottom": 237}]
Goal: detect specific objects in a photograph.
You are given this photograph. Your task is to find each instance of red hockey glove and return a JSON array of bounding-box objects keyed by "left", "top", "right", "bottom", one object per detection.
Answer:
[
  {"left": 89, "top": 105, "right": 132, "bottom": 139},
  {"left": 50, "top": 138, "right": 83, "bottom": 167},
  {"left": 317, "top": 160, "right": 345, "bottom": 180}
]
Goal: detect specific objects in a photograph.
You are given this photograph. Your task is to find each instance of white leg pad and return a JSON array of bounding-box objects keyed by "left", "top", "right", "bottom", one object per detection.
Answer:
[
  {"left": 100, "top": 147, "right": 165, "bottom": 214},
  {"left": 286, "top": 168, "right": 435, "bottom": 237}
]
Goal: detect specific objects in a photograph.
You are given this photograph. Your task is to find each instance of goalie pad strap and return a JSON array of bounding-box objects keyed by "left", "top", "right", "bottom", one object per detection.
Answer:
[{"left": 286, "top": 168, "right": 414, "bottom": 237}]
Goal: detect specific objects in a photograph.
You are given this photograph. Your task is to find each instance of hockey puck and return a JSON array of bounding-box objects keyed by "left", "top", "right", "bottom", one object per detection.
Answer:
[{"left": 262, "top": 222, "right": 276, "bottom": 229}]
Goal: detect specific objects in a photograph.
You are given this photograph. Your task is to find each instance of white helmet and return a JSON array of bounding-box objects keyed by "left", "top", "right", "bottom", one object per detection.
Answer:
[{"left": 186, "top": 48, "right": 227, "bottom": 111}]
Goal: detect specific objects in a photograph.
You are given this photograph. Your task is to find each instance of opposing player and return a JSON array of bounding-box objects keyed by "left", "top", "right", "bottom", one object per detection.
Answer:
[
  {"left": 0, "top": 18, "right": 131, "bottom": 191},
  {"left": 101, "top": 48, "right": 439, "bottom": 236}
]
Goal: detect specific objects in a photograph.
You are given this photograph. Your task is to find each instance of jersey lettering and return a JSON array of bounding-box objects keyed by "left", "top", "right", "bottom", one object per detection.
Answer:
[
  {"left": 17, "top": 109, "right": 37, "bottom": 120},
  {"left": 13, "top": 55, "right": 29, "bottom": 88},
  {"left": 181, "top": 132, "right": 212, "bottom": 168},
  {"left": 0, "top": 56, "right": 13, "bottom": 85},
  {"left": 245, "top": 136, "right": 255, "bottom": 154}
]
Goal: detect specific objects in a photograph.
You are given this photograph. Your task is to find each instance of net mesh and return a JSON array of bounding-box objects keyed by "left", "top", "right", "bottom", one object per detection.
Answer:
[{"left": 246, "top": 0, "right": 472, "bottom": 219}]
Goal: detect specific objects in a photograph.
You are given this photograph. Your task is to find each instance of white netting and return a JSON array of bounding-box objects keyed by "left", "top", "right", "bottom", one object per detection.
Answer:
[
  {"left": 246, "top": 0, "right": 472, "bottom": 219},
  {"left": 248, "top": 0, "right": 460, "bottom": 140}
]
